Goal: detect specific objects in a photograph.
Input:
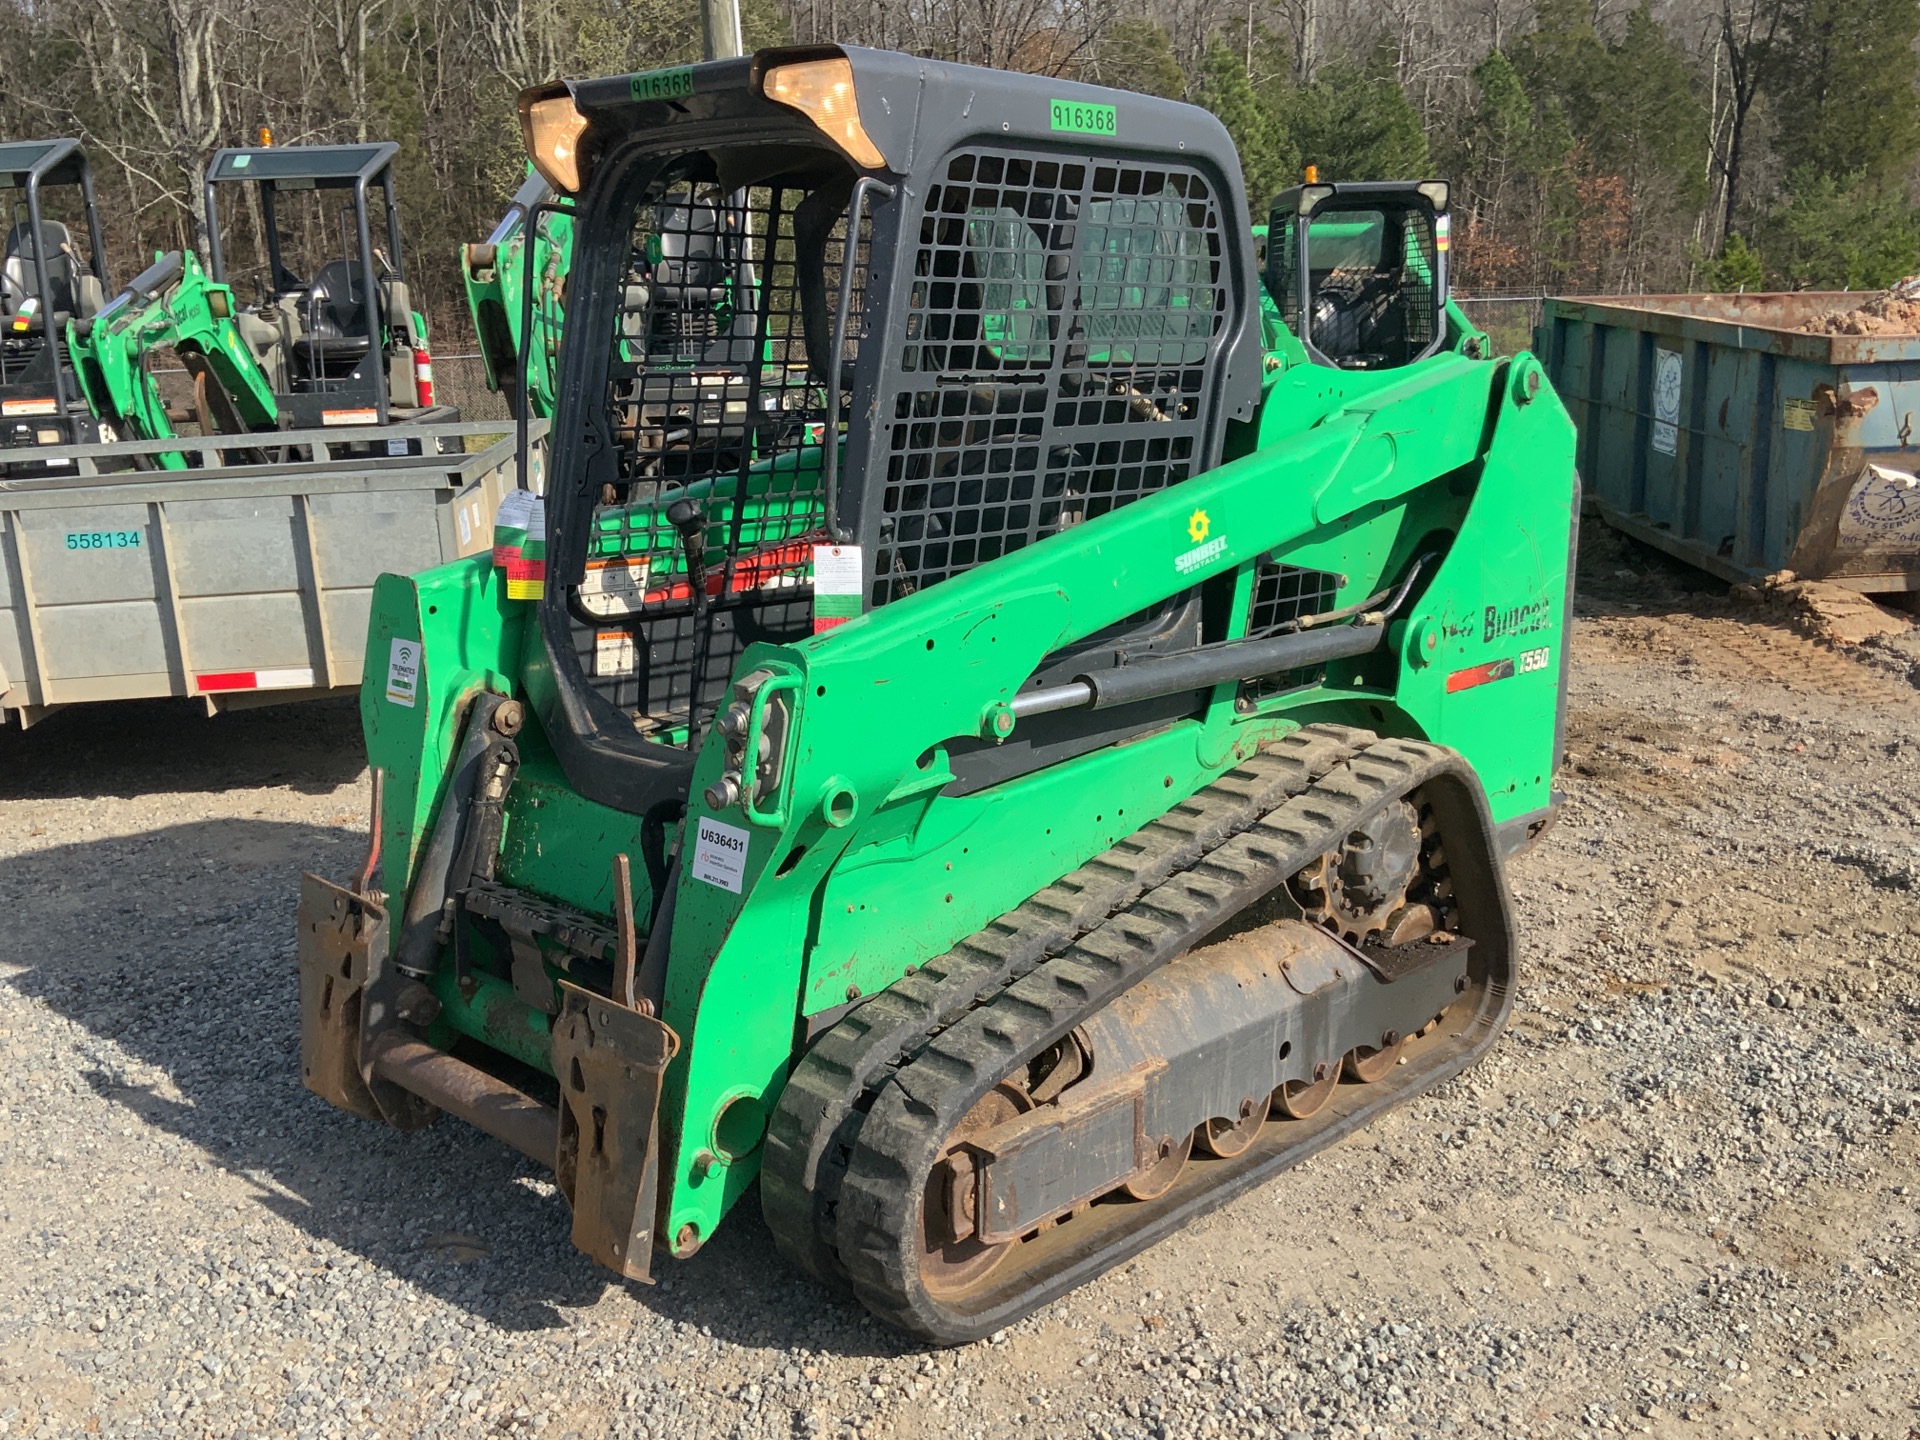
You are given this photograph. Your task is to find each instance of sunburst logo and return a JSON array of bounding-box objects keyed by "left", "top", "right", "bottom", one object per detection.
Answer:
[{"left": 1187, "top": 509, "right": 1210, "bottom": 543}]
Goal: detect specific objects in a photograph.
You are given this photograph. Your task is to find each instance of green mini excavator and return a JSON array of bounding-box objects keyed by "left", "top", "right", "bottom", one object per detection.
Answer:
[
  {"left": 67, "top": 249, "right": 277, "bottom": 470},
  {"left": 298, "top": 47, "right": 1576, "bottom": 1342}
]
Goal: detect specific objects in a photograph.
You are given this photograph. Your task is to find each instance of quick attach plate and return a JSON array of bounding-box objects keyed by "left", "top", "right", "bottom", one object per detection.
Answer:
[
  {"left": 296, "top": 872, "right": 437, "bottom": 1130},
  {"left": 551, "top": 980, "right": 679, "bottom": 1282}
]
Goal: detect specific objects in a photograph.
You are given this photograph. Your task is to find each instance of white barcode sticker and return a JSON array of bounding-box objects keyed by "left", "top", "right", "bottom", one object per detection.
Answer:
[{"left": 691, "top": 817, "right": 751, "bottom": 893}]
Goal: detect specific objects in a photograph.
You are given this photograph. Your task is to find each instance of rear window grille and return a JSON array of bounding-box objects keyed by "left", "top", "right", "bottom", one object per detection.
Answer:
[
  {"left": 1242, "top": 561, "right": 1341, "bottom": 700},
  {"left": 871, "top": 149, "right": 1227, "bottom": 606},
  {"left": 1277, "top": 204, "right": 1441, "bottom": 369},
  {"left": 574, "top": 157, "right": 868, "bottom": 730}
]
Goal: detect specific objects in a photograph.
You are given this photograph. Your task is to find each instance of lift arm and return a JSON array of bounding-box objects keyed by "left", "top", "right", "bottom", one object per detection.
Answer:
[{"left": 68, "top": 249, "right": 280, "bottom": 459}]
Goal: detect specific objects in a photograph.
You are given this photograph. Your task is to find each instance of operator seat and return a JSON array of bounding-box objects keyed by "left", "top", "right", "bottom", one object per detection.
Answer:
[
  {"left": 291, "top": 258, "right": 379, "bottom": 379},
  {"left": 1, "top": 220, "right": 103, "bottom": 320}
]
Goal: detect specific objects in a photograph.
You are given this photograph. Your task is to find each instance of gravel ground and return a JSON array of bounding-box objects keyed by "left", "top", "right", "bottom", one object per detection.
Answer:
[{"left": 3, "top": 530, "right": 1919, "bottom": 1440}]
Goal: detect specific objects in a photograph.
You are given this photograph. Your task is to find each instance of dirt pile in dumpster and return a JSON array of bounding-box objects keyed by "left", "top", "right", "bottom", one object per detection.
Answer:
[{"left": 1809, "top": 276, "right": 1920, "bottom": 335}]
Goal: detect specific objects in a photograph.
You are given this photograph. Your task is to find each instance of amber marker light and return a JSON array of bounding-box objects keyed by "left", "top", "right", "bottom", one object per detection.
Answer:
[
  {"left": 762, "top": 57, "right": 886, "bottom": 170},
  {"left": 524, "top": 93, "right": 592, "bottom": 194}
]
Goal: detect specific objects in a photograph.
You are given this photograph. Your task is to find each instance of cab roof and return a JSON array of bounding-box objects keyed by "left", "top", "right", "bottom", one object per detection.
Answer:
[
  {"left": 206, "top": 142, "right": 399, "bottom": 189},
  {"left": 538, "top": 44, "right": 1244, "bottom": 192},
  {"left": 0, "top": 139, "right": 89, "bottom": 190}
]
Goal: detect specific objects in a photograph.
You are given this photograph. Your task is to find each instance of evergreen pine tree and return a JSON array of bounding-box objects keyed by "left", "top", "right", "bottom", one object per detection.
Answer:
[
  {"left": 1283, "top": 46, "right": 1430, "bottom": 181},
  {"left": 1195, "top": 40, "right": 1294, "bottom": 207},
  {"left": 1766, "top": 0, "right": 1920, "bottom": 185}
]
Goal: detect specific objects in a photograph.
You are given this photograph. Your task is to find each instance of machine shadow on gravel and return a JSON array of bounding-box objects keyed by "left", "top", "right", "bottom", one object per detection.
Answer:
[
  {"left": 0, "top": 697, "right": 367, "bottom": 801},
  {"left": 0, "top": 816, "right": 897, "bottom": 1350}
]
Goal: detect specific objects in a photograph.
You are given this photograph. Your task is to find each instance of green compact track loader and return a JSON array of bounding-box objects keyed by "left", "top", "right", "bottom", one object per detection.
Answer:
[{"left": 297, "top": 46, "right": 1577, "bottom": 1342}]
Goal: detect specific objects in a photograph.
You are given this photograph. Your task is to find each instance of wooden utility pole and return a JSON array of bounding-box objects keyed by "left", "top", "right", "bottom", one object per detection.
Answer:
[{"left": 702, "top": 0, "right": 744, "bottom": 60}]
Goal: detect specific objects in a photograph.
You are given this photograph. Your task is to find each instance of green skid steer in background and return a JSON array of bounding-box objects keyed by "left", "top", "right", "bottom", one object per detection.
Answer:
[{"left": 298, "top": 46, "right": 1577, "bottom": 1342}]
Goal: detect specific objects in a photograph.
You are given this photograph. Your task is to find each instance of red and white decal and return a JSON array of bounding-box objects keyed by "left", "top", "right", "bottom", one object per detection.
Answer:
[
  {"left": 196, "top": 666, "right": 317, "bottom": 693},
  {"left": 1445, "top": 657, "right": 1516, "bottom": 694},
  {"left": 1446, "top": 647, "right": 1550, "bottom": 694}
]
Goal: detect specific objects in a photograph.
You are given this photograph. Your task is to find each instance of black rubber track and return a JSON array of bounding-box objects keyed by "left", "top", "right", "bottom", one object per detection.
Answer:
[
  {"left": 760, "top": 724, "right": 1375, "bottom": 1292},
  {"left": 832, "top": 737, "right": 1515, "bottom": 1343}
]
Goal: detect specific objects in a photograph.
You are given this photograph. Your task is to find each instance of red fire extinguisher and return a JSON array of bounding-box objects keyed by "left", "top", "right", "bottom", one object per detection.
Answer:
[{"left": 412, "top": 344, "right": 435, "bottom": 409}]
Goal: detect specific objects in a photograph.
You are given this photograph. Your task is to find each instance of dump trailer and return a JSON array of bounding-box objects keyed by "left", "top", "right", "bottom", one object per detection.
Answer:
[
  {"left": 297, "top": 47, "right": 1577, "bottom": 1342},
  {"left": 0, "top": 419, "right": 527, "bottom": 727},
  {"left": 0, "top": 139, "right": 118, "bottom": 471}
]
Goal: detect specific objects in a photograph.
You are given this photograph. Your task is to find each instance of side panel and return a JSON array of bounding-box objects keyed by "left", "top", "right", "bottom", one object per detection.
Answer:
[{"left": 362, "top": 556, "right": 527, "bottom": 895}]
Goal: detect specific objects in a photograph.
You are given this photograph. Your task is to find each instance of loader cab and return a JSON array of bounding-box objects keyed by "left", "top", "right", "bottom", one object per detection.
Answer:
[
  {"left": 521, "top": 48, "right": 1264, "bottom": 814},
  {"left": 0, "top": 139, "right": 116, "bottom": 467},
  {"left": 1265, "top": 180, "right": 1449, "bottom": 371},
  {"left": 203, "top": 142, "right": 441, "bottom": 429}
]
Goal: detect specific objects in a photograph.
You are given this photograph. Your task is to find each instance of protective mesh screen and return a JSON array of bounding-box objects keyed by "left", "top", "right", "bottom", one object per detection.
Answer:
[
  {"left": 572, "top": 158, "right": 866, "bottom": 730},
  {"left": 870, "top": 149, "right": 1227, "bottom": 606},
  {"left": 1241, "top": 561, "right": 1342, "bottom": 701}
]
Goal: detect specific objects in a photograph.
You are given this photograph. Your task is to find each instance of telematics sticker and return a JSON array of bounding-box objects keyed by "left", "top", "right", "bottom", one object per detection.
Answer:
[
  {"left": 691, "top": 816, "right": 751, "bottom": 893},
  {"left": 385, "top": 636, "right": 420, "bottom": 708},
  {"left": 1050, "top": 100, "right": 1117, "bottom": 135}
]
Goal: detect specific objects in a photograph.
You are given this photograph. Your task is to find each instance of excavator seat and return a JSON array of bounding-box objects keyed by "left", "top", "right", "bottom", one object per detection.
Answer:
[
  {"left": 1, "top": 220, "right": 103, "bottom": 322},
  {"left": 291, "top": 259, "right": 379, "bottom": 379}
]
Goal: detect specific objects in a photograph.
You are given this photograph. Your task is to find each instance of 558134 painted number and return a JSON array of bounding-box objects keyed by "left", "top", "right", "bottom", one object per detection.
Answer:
[{"left": 65, "top": 530, "right": 142, "bottom": 551}]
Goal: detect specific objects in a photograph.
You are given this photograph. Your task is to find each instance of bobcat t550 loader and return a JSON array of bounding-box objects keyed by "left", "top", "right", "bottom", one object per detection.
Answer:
[{"left": 297, "top": 46, "right": 1577, "bottom": 1342}]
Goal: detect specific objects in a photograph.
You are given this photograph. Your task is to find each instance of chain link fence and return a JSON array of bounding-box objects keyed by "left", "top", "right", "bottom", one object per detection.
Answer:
[
  {"left": 1452, "top": 292, "right": 1552, "bottom": 357},
  {"left": 432, "top": 352, "right": 513, "bottom": 425}
]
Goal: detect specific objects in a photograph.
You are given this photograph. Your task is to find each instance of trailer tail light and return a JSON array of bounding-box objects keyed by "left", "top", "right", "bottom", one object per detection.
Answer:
[{"left": 413, "top": 345, "right": 435, "bottom": 408}]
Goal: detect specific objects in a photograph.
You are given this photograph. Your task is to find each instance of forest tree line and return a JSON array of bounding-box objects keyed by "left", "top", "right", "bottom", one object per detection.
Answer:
[{"left": 2, "top": 0, "right": 1917, "bottom": 335}]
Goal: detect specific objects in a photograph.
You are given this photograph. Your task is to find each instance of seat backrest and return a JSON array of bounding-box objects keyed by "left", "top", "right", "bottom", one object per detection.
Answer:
[
  {"left": 305, "top": 259, "right": 378, "bottom": 341},
  {"left": 2, "top": 220, "right": 83, "bottom": 317}
]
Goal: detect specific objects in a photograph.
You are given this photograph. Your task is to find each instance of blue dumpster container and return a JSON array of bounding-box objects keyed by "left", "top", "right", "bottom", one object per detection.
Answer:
[{"left": 1539, "top": 293, "right": 1920, "bottom": 594}]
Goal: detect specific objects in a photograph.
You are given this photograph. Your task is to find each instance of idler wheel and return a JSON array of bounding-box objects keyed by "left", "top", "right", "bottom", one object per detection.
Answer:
[{"left": 919, "top": 1083, "right": 1028, "bottom": 1297}]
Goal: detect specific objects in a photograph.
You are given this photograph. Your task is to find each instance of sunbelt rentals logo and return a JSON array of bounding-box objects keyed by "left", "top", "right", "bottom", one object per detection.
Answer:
[{"left": 1175, "top": 507, "right": 1227, "bottom": 575}]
